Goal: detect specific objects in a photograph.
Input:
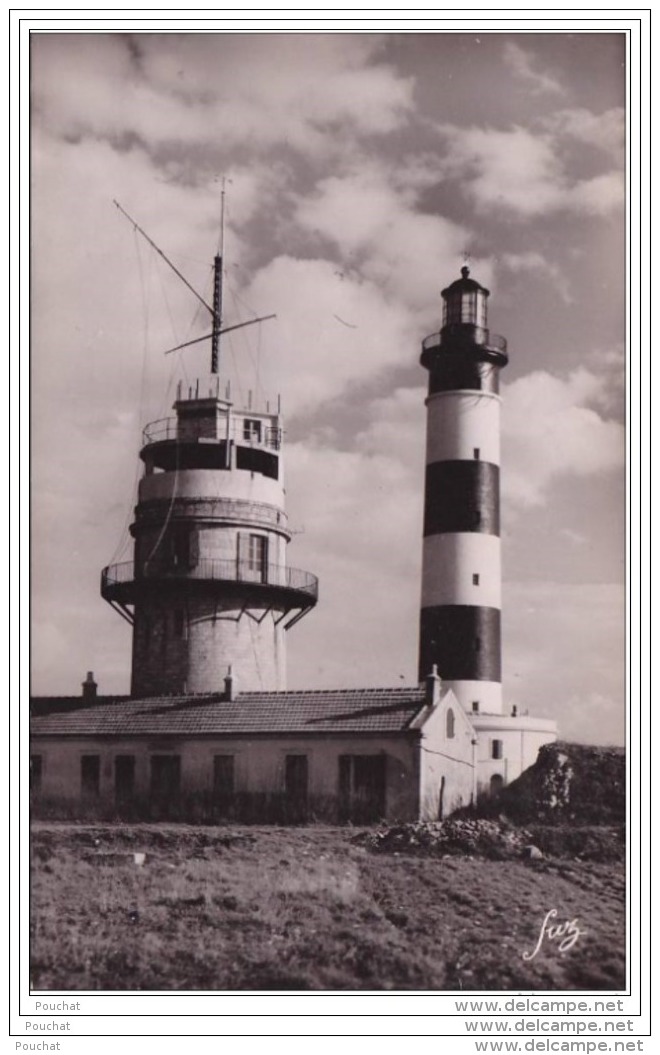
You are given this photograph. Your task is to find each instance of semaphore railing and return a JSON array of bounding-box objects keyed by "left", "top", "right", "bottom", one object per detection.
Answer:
[{"left": 101, "top": 559, "right": 318, "bottom": 601}]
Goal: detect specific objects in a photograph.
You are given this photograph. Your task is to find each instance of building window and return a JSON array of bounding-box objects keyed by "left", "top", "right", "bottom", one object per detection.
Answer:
[
  {"left": 473, "top": 447, "right": 480, "bottom": 460},
  {"left": 114, "top": 755, "right": 136, "bottom": 804},
  {"left": 81, "top": 755, "right": 101, "bottom": 798},
  {"left": 446, "top": 708, "right": 455, "bottom": 739},
  {"left": 213, "top": 755, "right": 235, "bottom": 796},
  {"left": 243, "top": 418, "right": 262, "bottom": 443},
  {"left": 472, "top": 573, "right": 480, "bottom": 586},
  {"left": 491, "top": 740, "right": 503, "bottom": 760},
  {"left": 30, "top": 755, "right": 43, "bottom": 794},
  {"left": 472, "top": 701, "right": 479, "bottom": 713}
]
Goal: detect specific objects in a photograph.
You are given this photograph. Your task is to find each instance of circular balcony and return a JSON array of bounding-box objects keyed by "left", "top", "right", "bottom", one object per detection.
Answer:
[
  {"left": 422, "top": 328, "right": 508, "bottom": 358},
  {"left": 101, "top": 558, "right": 319, "bottom": 608}
]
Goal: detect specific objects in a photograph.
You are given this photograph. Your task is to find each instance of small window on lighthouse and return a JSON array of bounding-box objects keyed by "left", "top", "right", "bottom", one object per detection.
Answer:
[
  {"left": 473, "top": 448, "right": 480, "bottom": 460},
  {"left": 472, "top": 573, "right": 480, "bottom": 586},
  {"left": 491, "top": 740, "right": 503, "bottom": 760},
  {"left": 472, "top": 701, "right": 479, "bottom": 713}
]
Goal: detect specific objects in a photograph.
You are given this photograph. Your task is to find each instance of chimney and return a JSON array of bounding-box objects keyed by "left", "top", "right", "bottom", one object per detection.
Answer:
[
  {"left": 425, "top": 664, "right": 441, "bottom": 708},
  {"left": 224, "top": 665, "right": 236, "bottom": 702},
  {"left": 82, "top": 671, "right": 97, "bottom": 702}
]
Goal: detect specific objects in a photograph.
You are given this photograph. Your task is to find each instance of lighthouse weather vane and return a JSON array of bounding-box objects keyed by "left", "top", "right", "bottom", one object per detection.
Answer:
[{"left": 113, "top": 188, "right": 276, "bottom": 375}]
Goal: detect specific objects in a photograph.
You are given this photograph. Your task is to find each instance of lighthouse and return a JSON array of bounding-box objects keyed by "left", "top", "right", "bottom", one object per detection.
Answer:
[
  {"left": 100, "top": 244, "right": 318, "bottom": 696},
  {"left": 418, "top": 266, "right": 508, "bottom": 716}
]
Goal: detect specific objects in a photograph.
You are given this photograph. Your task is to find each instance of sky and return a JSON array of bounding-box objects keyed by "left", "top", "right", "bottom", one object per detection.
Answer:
[{"left": 30, "top": 30, "right": 627, "bottom": 745}]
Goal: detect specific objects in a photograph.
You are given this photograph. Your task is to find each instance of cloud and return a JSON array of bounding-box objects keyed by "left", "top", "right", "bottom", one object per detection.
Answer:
[
  {"left": 502, "top": 367, "right": 625, "bottom": 508},
  {"left": 293, "top": 167, "right": 477, "bottom": 312},
  {"left": 502, "top": 41, "right": 564, "bottom": 96},
  {"left": 499, "top": 251, "right": 573, "bottom": 303},
  {"left": 541, "top": 107, "right": 625, "bottom": 158},
  {"left": 437, "top": 122, "right": 624, "bottom": 217},
  {"left": 31, "top": 34, "right": 414, "bottom": 160}
]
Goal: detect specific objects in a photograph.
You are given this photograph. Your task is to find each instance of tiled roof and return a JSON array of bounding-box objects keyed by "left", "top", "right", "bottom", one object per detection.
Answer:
[
  {"left": 29, "top": 687, "right": 430, "bottom": 737},
  {"left": 30, "top": 696, "right": 131, "bottom": 716}
]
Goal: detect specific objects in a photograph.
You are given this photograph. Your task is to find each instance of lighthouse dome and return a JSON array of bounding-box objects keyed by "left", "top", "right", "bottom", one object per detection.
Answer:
[{"left": 441, "top": 265, "right": 490, "bottom": 299}]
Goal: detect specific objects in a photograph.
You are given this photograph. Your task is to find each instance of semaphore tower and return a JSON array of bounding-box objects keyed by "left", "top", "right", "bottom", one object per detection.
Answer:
[
  {"left": 418, "top": 266, "right": 508, "bottom": 716},
  {"left": 101, "top": 204, "right": 318, "bottom": 696}
]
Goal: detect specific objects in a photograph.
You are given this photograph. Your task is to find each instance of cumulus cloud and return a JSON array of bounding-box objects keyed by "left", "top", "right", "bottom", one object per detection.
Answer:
[
  {"left": 31, "top": 33, "right": 414, "bottom": 158},
  {"left": 502, "top": 41, "right": 564, "bottom": 96},
  {"left": 502, "top": 367, "right": 625, "bottom": 508},
  {"left": 293, "top": 167, "right": 478, "bottom": 312},
  {"left": 541, "top": 107, "right": 625, "bottom": 158},
  {"left": 437, "top": 121, "right": 624, "bottom": 217}
]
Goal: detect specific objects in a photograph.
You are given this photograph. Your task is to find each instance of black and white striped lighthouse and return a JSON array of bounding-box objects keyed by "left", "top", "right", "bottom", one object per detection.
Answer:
[{"left": 418, "top": 266, "right": 508, "bottom": 716}]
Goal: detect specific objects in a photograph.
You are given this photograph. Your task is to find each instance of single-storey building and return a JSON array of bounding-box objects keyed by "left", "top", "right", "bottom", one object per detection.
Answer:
[{"left": 30, "top": 671, "right": 481, "bottom": 823}]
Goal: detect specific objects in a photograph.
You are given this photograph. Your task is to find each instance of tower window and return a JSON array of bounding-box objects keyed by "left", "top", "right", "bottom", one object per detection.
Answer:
[
  {"left": 248, "top": 535, "right": 267, "bottom": 574},
  {"left": 472, "top": 573, "right": 480, "bottom": 586},
  {"left": 472, "top": 701, "right": 479, "bottom": 713},
  {"left": 473, "top": 448, "right": 480, "bottom": 460},
  {"left": 243, "top": 418, "right": 262, "bottom": 443},
  {"left": 491, "top": 740, "right": 503, "bottom": 760}
]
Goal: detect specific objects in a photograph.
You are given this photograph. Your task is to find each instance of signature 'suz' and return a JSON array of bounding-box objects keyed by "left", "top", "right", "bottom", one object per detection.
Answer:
[{"left": 522, "top": 909, "right": 584, "bottom": 961}]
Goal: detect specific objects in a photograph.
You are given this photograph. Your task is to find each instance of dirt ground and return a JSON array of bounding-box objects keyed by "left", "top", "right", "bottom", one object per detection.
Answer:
[{"left": 30, "top": 823, "right": 626, "bottom": 992}]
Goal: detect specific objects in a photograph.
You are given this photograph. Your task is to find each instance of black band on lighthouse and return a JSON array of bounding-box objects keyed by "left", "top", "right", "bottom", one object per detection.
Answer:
[
  {"left": 418, "top": 605, "right": 501, "bottom": 683},
  {"left": 428, "top": 356, "right": 502, "bottom": 395},
  {"left": 423, "top": 461, "right": 500, "bottom": 537}
]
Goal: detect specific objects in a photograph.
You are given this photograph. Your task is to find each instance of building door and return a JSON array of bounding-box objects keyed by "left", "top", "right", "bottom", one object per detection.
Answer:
[
  {"left": 284, "top": 755, "right": 308, "bottom": 823},
  {"left": 80, "top": 755, "right": 100, "bottom": 799},
  {"left": 150, "top": 755, "right": 181, "bottom": 817},
  {"left": 213, "top": 755, "right": 235, "bottom": 817},
  {"left": 114, "top": 755, "right": 136, "bottom": 806},
  {"left": 338, "top": 755, "right": 386, "bottom": 823}
]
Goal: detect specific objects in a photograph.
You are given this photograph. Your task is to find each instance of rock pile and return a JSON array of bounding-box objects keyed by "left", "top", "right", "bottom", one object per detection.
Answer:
[{"left": 358, "top": 818, "right": 532, "bottom": 859}]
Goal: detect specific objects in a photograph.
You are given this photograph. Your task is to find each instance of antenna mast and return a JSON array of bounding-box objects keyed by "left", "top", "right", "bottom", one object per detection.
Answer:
[
  {"left": 211, "top": 179, "right": 226, "bottom": 375},
  {"left": 114, "top": 190, "right": 275, "bottom": 369}
]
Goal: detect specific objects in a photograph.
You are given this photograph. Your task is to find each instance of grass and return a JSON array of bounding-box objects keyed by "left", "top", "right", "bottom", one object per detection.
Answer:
[{"left": 30, "top": 823, "right": 626, "bottom": 992}]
